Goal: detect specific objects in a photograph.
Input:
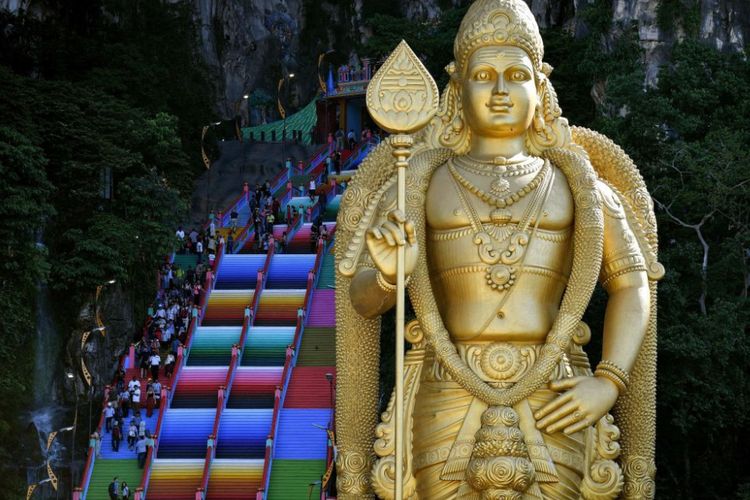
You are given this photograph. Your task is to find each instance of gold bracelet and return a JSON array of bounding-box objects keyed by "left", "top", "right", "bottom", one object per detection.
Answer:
[
  {"left": 375, "top": 271, "right": 410, "bottom": 293},
  {"left": 595, "top": 360, "right": 630, "bottom": 393},
  {"left": 595, "top": 368, "right": 627, "bottom": 394},
  {"left": 375, "top": 271, "right": 397, "bottom": 293}
]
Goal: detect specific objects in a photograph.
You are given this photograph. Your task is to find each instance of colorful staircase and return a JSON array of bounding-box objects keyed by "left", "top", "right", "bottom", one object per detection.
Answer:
[{"left": 78, "top": 133, "right": 374, "bottom": 499}]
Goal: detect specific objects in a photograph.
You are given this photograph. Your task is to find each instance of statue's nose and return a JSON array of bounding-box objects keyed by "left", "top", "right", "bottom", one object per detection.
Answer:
[{"left": 493, "top": 75, "right": 508, "bottom": 95}]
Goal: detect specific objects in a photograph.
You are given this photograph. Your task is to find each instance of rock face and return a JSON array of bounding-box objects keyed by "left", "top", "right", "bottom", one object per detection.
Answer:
[
  {"left": 188, "top": 0, "right": 306, "bottom": 119},
  {"left": 3, "top": 0, "right": 745, "bottom": 113},
  {"left": 65, "top": 286, "right": 137, "bottom": 405},
  {"left": 191, "top": 0, "right": 748, "bottom": 114}
]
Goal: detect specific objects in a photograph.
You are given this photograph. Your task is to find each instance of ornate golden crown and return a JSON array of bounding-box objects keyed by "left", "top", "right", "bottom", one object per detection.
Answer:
[{"left": 453, "top": 0, "right": 544, "bottom": 73}]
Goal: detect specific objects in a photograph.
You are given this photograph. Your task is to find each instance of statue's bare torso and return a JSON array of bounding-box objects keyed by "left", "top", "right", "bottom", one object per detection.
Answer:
[{"left": 426, "top": 159, "right": 574, "bottom": 342}]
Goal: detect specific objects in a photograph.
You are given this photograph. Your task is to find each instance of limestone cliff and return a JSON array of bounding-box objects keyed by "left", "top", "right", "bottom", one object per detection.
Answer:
[
  {"left": 190, "top": 0, "right": 747, "bottom": 116},
  {"left": 2, "top": 0, "right": 747, "bottom": 127}
]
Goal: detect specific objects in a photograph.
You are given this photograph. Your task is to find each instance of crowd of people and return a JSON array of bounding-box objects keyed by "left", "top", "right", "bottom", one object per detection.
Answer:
[
  {"left": 174, "top": 218, "right": 223, "bottom": 266},
  {"left": 94, "top": 253, "right": 210, "bottom": 490},
  {"left": 92, "top": 138, "right": 351, "bottom": 498}
]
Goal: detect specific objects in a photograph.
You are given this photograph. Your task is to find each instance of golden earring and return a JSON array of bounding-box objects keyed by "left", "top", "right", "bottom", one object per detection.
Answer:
[{"left": 533, "top": 105, "right": 545, "bottom": 132}]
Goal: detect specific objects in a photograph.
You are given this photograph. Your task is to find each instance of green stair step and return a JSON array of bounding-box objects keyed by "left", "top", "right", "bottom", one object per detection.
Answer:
[
  {"left": 316, "top": 253, "right": 335, "bottom": 289},
  {"left": 87, "top": 459, "right": 143, "bottom": 500},
  {"left": 267, "top": 460, "right": 326, "bottom": 500},
  {"left": 173, "top": 253, "right": 199, "bottom": 272},
  {"left": 297, "top": 328, "right": 335, "bottom": 366}
]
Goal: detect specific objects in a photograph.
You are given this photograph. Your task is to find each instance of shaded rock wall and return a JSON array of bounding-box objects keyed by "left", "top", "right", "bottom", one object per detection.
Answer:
[{"left": 194, "top": 0, "right": 748, "bottom": 114}]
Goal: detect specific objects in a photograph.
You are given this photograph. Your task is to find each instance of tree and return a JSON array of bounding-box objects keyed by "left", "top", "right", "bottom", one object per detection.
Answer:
[{"left": 0, "top": 126, "right": 55, "bottom": 493}]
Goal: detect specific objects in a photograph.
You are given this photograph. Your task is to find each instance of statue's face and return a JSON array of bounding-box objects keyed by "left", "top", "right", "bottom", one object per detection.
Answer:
[{"left": 461, "top": 46, "right": 538, "bottom": 140}]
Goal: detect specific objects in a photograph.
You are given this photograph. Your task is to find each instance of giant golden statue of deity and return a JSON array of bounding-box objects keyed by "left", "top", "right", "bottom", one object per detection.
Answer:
[{"left": 334, "top": 1, "right": 664, "bottom": 498}]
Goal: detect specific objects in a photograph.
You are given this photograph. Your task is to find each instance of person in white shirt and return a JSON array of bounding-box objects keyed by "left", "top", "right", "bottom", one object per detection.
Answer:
[
  {"left": 161, "top": 322, "right": 173, "bottom": 345},
  {"left": 153, "top": 380, "right": 162, "bottom": 403},
  {"left": 104, "top": 403, "right": 115, "bottom": 432},
  {"left": 132, "top": 387, "right": 141, "bottom": 411},
  {"left": 165, "top": 353, "right": 176, "bottom": 378},
  {"left": 175, "top": 226, "right": 185, "bottom": 240},
  {"left": 149, "top": 353, "right": 161, "bottom": 380},
  {"left": 128, "top": 376, "right": 141, "bottom": 394}
]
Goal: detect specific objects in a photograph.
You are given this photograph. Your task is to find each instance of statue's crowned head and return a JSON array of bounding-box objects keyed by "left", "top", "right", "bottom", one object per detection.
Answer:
[{"left": 432, "top": 0, "right": 570, "bottom": 155}]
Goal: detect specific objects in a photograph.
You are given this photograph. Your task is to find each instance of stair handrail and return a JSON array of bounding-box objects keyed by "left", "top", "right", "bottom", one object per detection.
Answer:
[
  {"left": 271, "top": 141, "right": 331, "bottom": 196},
  {"left": 201, "top": 185, "right": 249, "bottom": 233},
  {"left": 232, "top": 219, "right": 255, "bottom": 254},
  {"left": 134, "top": 386, "right": 168, "bottom": 500},
  {"left": 303, "top": 143, "right": 333, "bottom": 176},
  {"left": 79, "top": 185, "right": 243, "bottom": 499},
  {"left": 257, "top": 239, "right": 325, "bottom": 499},
  {"left": 197, "top": 239, "right": 272, "bottom": 498},
  {"left": 139, "top": 249, "right": 221, "bottom": 499}
]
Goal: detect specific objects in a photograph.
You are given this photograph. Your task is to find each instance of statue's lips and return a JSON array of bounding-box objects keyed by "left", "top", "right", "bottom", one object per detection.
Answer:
[{"left": 486, "top": 100, "right": 514, "bottom": 113}]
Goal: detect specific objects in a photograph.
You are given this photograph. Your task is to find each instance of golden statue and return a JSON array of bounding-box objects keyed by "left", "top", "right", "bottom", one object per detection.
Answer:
[{"left": 335, "top": 1, "right": 664, "bottom": 498}]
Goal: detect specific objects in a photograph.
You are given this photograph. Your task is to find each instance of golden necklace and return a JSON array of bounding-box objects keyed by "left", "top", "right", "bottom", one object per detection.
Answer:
[
  {"left": 448, "top": 159, "right": 549, "bottom": 209},
  {"left": 453, "top": 155, "right": 543, "bottom": 178},
  {"left": 449, "top": 159, "right": 554, "bottom": 295}
]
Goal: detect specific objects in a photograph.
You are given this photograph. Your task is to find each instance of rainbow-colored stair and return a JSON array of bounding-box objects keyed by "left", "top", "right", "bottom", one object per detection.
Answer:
[{"left": 79, "top": 136, "right": 373, "bottom": 499}]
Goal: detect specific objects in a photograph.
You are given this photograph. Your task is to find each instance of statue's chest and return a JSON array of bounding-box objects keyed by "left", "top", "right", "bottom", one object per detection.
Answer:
[{"left": 425, "top": 162, "right": 574, "bottom": 231}]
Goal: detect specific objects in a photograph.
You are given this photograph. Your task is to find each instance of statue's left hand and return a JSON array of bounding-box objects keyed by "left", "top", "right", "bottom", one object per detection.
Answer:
[{"left": 533, "top": 376, "right": 619, "bottom": 435}]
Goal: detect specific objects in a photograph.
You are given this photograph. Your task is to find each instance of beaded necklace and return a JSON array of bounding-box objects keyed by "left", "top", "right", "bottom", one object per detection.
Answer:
[
  {"left": 453, "top": 155, "right": 543, "bottom": 177},
  {"left": 448, "top": 159, "right": 549, "bottom": 209}
]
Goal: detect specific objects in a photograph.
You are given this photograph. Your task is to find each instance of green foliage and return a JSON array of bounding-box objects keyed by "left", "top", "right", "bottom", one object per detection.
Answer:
[
  {"left": 0, "top": 2, "right": 213, "bottom": 494},
  {"left": 0, "top": 127, "right": 55, "bottom": 493},
  {"left": 362, "top": 8, "right": 467, "bottom": 88},
  {"left": 579, "top": 0, "right": 614, "bottom": 36},
  {"left": 596, "top": 41, "right": 750, "bottom": 498},
  {"left": 657, "top": 0, "right": 701, "bottom": 37}
]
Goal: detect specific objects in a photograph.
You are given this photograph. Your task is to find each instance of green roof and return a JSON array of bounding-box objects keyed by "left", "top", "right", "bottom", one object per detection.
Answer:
[{"left": 242, "top": 99, "right": 318, "bottom": 145}]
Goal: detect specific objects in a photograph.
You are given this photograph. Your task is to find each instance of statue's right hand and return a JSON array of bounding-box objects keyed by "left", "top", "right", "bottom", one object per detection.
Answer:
[{"left": 366, "top": 209, "right": 418, "bottom": 285}]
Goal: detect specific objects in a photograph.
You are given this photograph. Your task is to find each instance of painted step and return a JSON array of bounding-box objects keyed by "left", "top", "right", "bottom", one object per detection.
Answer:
[
  {"left": 307, "top": 290, "right": 335, "bottom": 328},
  {"left": 267, "top": 459, "right": 325, "bottom": 500},
  {"left": 203, "top": 289, "right": 255, "bottom": 326},
  {"left": 146, "top": 458, "right": 203, "bottom": 499},
  {"left": 157, "top": 409, "right": 214, "bottom": 459},
  {"left": 284, "top": 367, "right": 336, "bottom": 408},
  {"left": 214, "top": 254, "right": 266, "bottom": 289},
  {"left": 171, "top": 367, "right": 228, "bottom": 408},
  {"left": 296, "top": 328, "right": 335, "bottom": 367},
  {"left": 322, "top": 195, "right": 341, "bottom": 223},
  {"left": 254, "top": 289, "right": 305, "bottom": 326},
  {"left": 86, "top": 459, "right": 142, "bottom": 500},
  {"left": 316, "top": 252, "right": 335, "bottom": 290},
  {"left": 275, "top": 409, "right": 332, "bottom": 460},
  {"left": 286, "top": 223, "right": 316, "bottom": 254},
  {"left": 266, "top": 254, "right": 316, "bottom": 289},
  {"left": 215, "top": 409, "right": 273, "bottom": 459},
  {"left": 227, "top": 367, "right": 282, "bottom": 409},
  {"left": 241, "top": 327, "right": 295, "bottom": 367},
  {"left": 206, "top": 459, "right": 263, "bottom": 499},
  {"left": 187, "top": 327, "right": 242, "bottom": 366}
]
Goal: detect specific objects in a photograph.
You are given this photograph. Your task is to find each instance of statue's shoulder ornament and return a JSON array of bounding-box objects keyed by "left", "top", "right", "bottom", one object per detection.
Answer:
[{"left": 570, "top": 126, "right": 664, "bottom": 281}]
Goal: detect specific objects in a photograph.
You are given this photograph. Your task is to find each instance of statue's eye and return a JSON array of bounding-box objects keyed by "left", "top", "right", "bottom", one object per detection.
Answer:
[
  {"left": 509, "top": 70, "right": 529, "bottom": 81},
  {"left": 474, "top": 70, "right": 491, "bottom": 81}
]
